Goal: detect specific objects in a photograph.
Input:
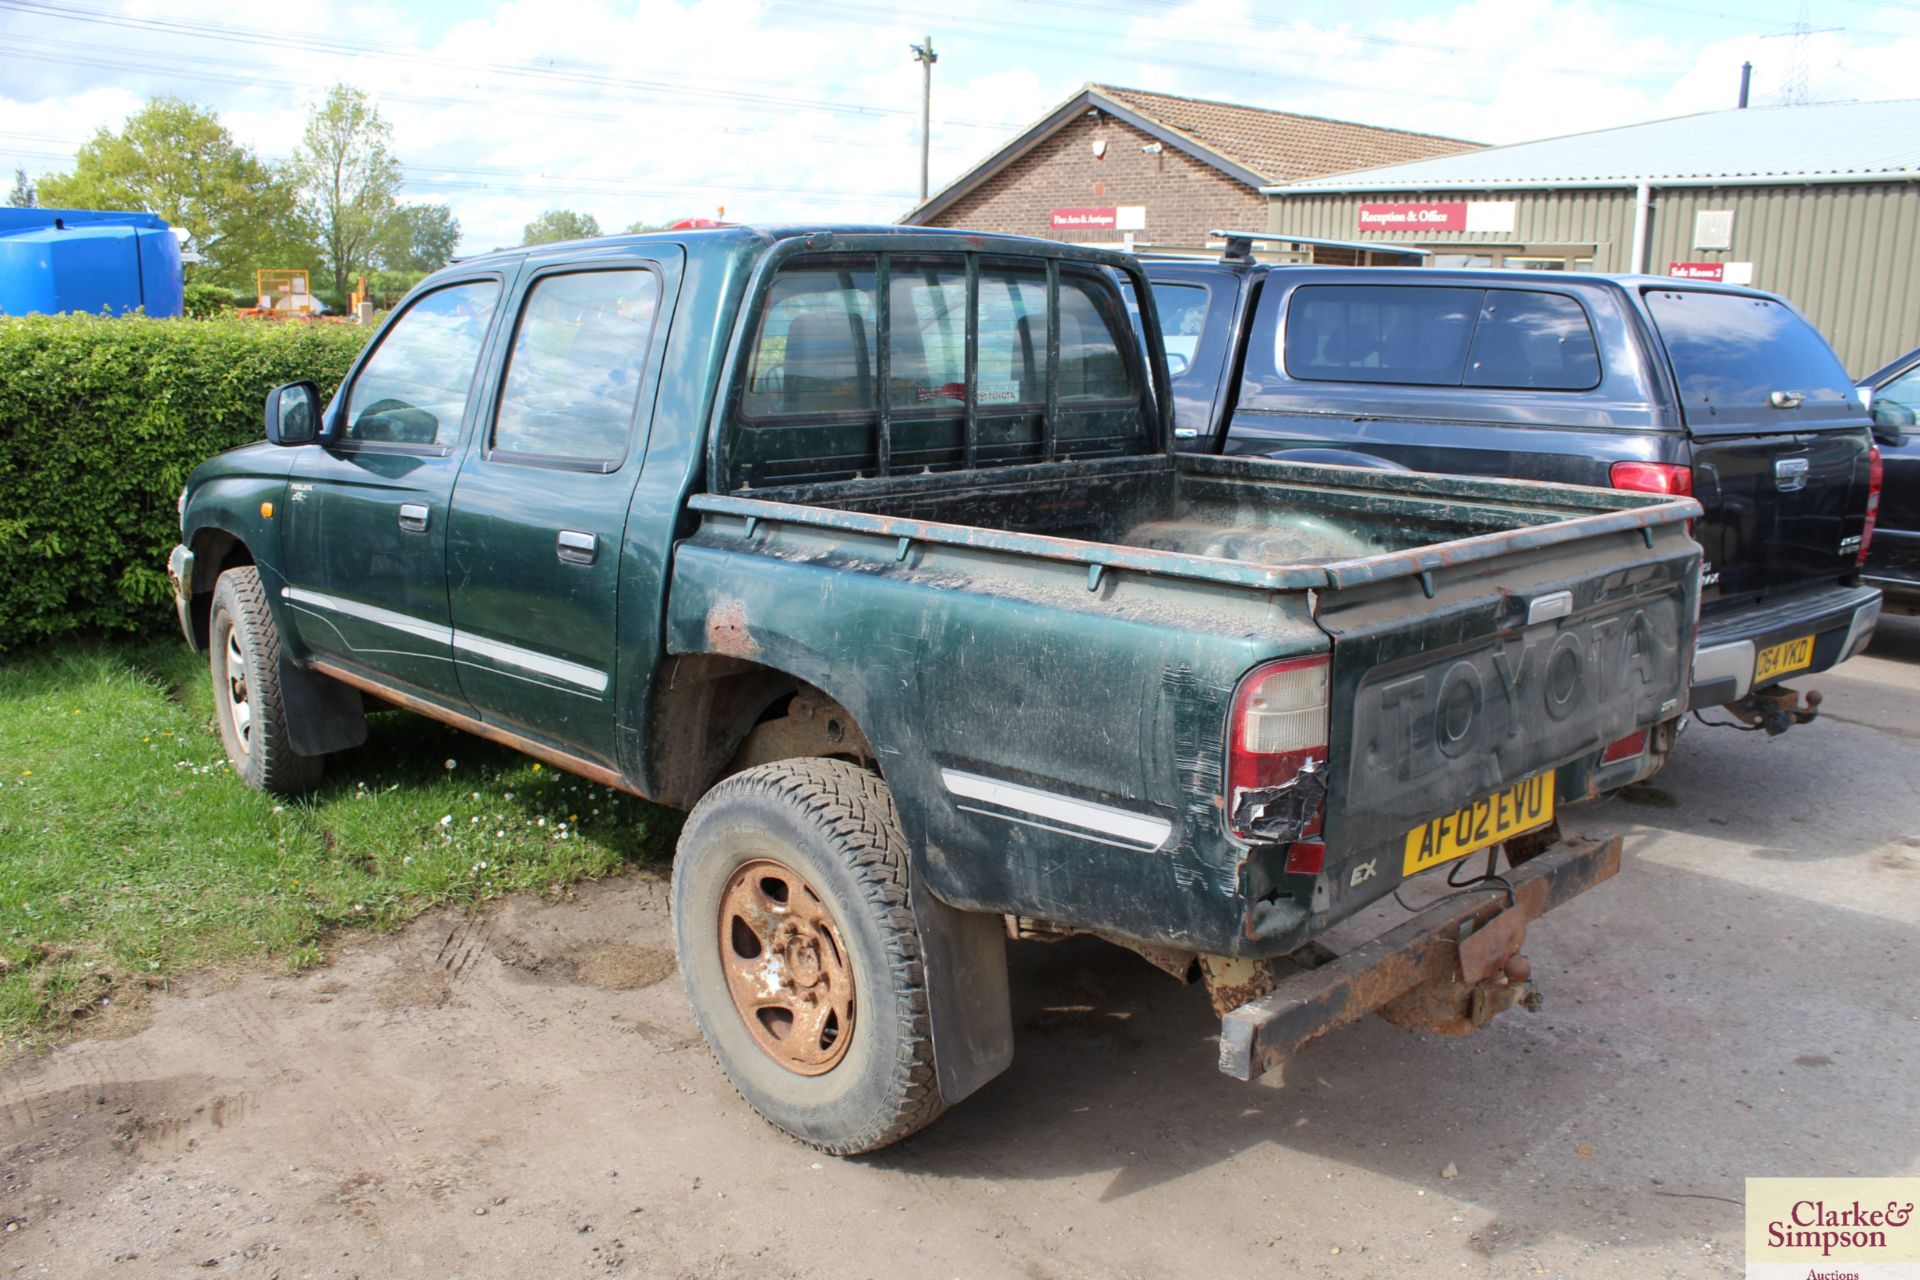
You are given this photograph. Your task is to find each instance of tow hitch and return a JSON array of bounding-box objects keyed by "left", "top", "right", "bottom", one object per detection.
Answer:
[
  {"left": 1726, "top": 685, "right": 1823, "bottom": 735},
  {"left": 1217, "top": 834, "right": 1622, "bottom": 1081}
]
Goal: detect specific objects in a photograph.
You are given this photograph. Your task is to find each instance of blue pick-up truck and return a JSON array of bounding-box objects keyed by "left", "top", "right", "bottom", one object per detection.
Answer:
[{"left": 1143, "top": 248, "right": 1882, "bottom": 757}]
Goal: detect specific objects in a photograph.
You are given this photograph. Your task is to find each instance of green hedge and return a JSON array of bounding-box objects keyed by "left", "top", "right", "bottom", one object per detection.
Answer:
[{"left": 0, "top": 314, "right": 372, "bottom": 647}]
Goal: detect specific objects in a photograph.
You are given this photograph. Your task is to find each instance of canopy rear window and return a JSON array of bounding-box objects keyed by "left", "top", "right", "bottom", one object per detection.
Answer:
[{"left": 1643, "top": 289, "right": 1856, "bottom": 431}]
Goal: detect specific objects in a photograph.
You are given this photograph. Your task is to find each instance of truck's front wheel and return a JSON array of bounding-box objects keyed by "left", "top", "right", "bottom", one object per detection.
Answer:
[
  {"left": 672, "top": 759, "right": 944, "bottom": 1154},
  {"left": 209, "top": 567, "right": 323, "bottom": 796}
]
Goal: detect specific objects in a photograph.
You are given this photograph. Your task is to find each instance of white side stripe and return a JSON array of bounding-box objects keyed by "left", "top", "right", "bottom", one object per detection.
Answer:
[
  {"left": 941, "top": 768, "right": 1171, "bottom": 850},
  {"left": 451, "top": 630, "right": 609, "bottom": 693},
  {"left": 282, "top": 586, "right": 451, "bottom": 644},
  {"left": 281, "top": 586, "right": 609, "bottom": 694}
]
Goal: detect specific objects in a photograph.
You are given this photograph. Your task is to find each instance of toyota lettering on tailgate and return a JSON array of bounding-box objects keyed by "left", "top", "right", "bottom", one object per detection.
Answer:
[{"left": 1356, "top": 607, "right": 1680, "bottom": 786}]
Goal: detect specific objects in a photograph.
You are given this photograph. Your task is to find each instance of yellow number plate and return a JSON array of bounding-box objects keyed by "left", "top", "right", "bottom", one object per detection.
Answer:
[
  {"left": 1753, "top": 634, "right": 1815, "bottom": 684},
  {"left": 1402, "top": 772, "right": 1555, "bottom": 878}
]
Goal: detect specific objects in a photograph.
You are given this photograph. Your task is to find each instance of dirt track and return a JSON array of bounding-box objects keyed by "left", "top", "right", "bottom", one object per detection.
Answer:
[{"left": 4, "top": 619, "right": 1919, "bottom": 1280}]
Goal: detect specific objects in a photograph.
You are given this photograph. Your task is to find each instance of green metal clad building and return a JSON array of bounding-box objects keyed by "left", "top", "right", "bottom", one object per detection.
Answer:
[{"left": 1260, "top": 100, "right": 1920, "bottom": 374}]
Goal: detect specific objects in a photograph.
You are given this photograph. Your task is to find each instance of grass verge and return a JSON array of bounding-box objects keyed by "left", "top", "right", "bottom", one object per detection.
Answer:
[{"left": 0, "top": 635, "right": 680, "bottom": 1053}]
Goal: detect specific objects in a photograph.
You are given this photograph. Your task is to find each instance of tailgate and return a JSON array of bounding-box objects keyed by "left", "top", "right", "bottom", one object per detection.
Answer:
[
  {"left": 1640, "top": 286, "right": 1873, "bottom": 606},
  {"left": 1314, "top": 515, "right": 1699, "bottom": 856},
  {"left": 1690, "top": 428, "right": 1870, "bottom": 601}
]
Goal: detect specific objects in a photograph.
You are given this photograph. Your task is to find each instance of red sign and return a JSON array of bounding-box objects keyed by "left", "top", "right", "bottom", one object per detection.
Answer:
[
  {"left": 1051, "top": 207, "right": 1117, "bottom": 230},
  {"left": 1667, "top": 261, "right": 1725, "bottom": 281},
  {"left": 1357, "top": 202, "right": 1467, "bottom": 232}
]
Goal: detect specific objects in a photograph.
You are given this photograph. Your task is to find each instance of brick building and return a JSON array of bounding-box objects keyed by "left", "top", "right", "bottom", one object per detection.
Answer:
[{"left": 902, "top": 84, "right": 1481, "bottom": 256}]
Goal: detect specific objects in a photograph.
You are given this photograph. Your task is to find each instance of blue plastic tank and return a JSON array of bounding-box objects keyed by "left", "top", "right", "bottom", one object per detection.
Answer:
[{"left": 0, "top": 208, "right": 186, "bottom": 318}]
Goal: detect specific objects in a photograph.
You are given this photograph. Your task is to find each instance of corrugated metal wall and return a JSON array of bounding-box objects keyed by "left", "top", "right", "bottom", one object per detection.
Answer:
[
  {"left": 1651, "top": 184, "right": 1920, "bottom": 373},
  {"left": 1266, "top": 183, "right": 1920, "bottom": 373}
]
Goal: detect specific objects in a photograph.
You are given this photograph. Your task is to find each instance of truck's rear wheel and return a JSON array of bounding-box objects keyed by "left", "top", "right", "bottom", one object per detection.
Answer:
[
  {"left": 672, "top": 759, "right": 944, "bottom": 1154},
  {"left": 209, "top": 567, "right": 323, "bottom": 796}
]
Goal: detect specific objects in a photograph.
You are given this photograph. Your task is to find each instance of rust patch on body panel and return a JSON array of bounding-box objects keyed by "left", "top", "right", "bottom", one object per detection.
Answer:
[{"left": 705, "top": 599, "right": 760, "bottom": 658}]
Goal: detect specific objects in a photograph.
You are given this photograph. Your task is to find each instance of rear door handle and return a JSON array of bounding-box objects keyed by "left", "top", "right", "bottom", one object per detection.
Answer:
[
  {"left": 398, "top": 503, "right": 430, "bottom": 533},
  {"left": 1768, "top": 389, "right": 1806, "bottom": 409},
  {"left": 557, "top": 530, "right": 597, "bottom": 565}
]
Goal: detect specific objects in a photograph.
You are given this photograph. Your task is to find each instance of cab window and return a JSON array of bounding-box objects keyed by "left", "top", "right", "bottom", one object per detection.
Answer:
[
  {"left": 344, "top": 280, "right": 501, "bottom": 446},
  {"left": 492, "top": 269, "right": 661, "bottom": 465},
  {"left": 1148, "top": 282, "right": 1210, "bottom": 378}
]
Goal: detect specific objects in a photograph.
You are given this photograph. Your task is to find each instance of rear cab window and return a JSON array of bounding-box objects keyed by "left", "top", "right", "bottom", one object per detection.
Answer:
[
  {"left": 1281, "top": 283, "right": 1601, "bottom": 392},
  {"left": 728, "top": 251, "right": 1148, "bottom": 486},
  {"left": 1643, "top": 289, "right": 1857, "bottom": 430}
]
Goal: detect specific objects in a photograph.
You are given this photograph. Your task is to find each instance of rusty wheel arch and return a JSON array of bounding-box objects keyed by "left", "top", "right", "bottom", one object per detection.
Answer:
[{"left": 646, "top": 656, "right": 880, "bottom": 811}]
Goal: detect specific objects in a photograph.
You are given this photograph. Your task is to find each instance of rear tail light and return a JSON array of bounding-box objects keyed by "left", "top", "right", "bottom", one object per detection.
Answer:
[
  {"left": 1600, "top": 729, "right": 1648, "bottom": 765},
  {"left": 1609, "top": 460, "right": 1693, "bottom": 496},
  {"left": 1226, "top": 655, "right": 1330, "bottom": 843},
  {"left": 1861, "top": 444, "right": 1883, "bottom": 565}
]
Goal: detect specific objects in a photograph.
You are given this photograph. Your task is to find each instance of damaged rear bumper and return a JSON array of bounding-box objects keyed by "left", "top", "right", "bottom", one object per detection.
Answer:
[{"left": 1217, "top": 833, "right": 1622, "bottom": 1080}]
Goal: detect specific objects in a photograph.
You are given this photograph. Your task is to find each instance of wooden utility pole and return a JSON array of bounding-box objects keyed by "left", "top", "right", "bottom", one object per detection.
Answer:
[{"left": 910, "top": 36, "right": 938, "bottom": 203}]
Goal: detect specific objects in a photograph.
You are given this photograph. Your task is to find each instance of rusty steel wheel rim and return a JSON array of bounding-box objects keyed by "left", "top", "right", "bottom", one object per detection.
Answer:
[{"left": 718, "top": 858, "right": 856, "bottom": 1076}]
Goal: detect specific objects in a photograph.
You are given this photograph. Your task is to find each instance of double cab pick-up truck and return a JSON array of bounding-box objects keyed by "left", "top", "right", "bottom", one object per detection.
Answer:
[
  {"left": 170, "top": 225, "right": 1701, "bottom": 1154},
  {"left": 1145, "top": 241, "right": 1882, "bottom": 750}
]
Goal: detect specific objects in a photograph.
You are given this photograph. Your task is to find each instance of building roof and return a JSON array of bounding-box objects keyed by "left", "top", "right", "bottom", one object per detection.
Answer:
[
  {"left": 1093, "top": 86, "right": 1479, "bottom": 185},
  {"left": 1266, "top": 98, "right": 1920, "bottom": 193},
  {"left": 901, "top": 84, "right": 1479, "bottom": 225}
]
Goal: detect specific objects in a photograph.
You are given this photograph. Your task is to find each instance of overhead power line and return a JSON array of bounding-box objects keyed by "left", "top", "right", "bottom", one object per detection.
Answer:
[
  {"left": 0, "top": 36, "right": 952, "bottom": 158},
  {"left": 0, "top": 0, "right": 1022, "bottom": 132}
]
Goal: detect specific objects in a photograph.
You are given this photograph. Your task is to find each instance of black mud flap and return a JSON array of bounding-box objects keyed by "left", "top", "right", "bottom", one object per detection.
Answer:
[
  {"left": 280, "top": 655, "right": 369, "bottom": 757},
  {"left": 909, "top": 875, "right": 1013, "bottom": 1104}
]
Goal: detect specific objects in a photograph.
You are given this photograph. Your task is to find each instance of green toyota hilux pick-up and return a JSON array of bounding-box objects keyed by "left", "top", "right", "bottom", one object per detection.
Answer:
[{"left": 169, "top": 225, "right": 1701, "bottom": 1154}]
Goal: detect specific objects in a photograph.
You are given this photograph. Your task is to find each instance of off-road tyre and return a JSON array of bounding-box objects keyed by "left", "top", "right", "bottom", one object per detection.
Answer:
[
  {"left": 672, "top": 758, "right": 945, "bottom": 1155},
  {"left": 209, "top": 566, "right": 324, "bottom": 796}
]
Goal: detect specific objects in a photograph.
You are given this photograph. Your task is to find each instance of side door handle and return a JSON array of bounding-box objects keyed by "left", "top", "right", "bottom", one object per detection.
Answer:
[
  {"left": 557, "top": 530, "right": 597, "bottom": 565},
  {"left": 398, "top": 503, "right": 430, "bottom": 533}
]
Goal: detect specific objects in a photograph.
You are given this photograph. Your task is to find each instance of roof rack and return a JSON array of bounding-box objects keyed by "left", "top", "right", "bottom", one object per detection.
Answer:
[{"left": 1209, "top": 230, "right": 1431, "bottom": 266}]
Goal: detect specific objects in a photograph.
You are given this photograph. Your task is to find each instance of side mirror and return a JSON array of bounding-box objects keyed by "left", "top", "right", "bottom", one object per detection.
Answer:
[
  {"left": 1871, "top": 404, "right": 1910, "bottom": 447},
  {"left": 264, "top": 381, "right": 321, "bottom": 446}
]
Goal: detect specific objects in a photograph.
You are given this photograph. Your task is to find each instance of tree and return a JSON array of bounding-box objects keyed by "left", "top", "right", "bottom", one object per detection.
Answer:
[
  {"left": 6, "top": 169, "right": 33, "bottom": 208},
  {"left": 522, "top": 209, "right": 600, "bottom": 245},
  {"left": 622, "top": 218, "right": 673, "bottom": 234},
  {"left": 34, "top": 97, "right": 304, "bottom": 286},
  {"left": 376, "top": 202, "right": 460, "bottom": 273},
  {"left": 291, "top": 85, "right": 403, "bottom": 297}
]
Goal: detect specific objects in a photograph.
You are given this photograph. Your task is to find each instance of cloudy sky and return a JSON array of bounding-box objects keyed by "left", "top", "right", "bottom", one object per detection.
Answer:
[{"left": 3, "top": 0, "right": 1917, "bottom": 253}]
